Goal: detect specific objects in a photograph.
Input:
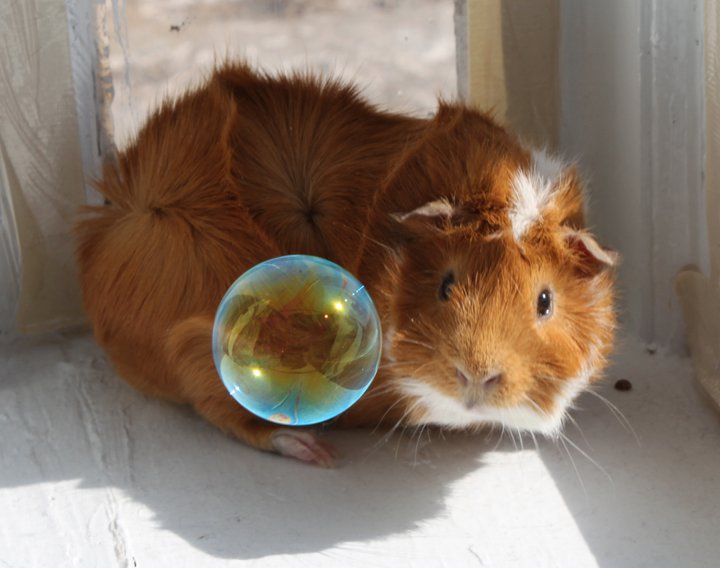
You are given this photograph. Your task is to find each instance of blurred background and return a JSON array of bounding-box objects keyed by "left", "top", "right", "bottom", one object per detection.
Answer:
[{"left": 108, "top": 0, "right": 457, "bottom": 147}]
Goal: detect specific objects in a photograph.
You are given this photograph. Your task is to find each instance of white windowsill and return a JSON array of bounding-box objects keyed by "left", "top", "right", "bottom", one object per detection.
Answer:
[{"left": 1, "top": 331, "right": 718, "bottom": 567}]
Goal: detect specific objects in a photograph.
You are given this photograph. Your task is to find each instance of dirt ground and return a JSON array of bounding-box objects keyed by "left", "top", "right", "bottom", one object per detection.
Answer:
[{"left": 108, "top": 0, "right": 457, "bottom": 147}]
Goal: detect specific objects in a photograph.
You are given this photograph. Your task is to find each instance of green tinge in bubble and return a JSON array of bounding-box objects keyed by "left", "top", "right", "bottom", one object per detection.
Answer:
[{"left": 212, "top": 255, "right": 381, "bottom": 426}]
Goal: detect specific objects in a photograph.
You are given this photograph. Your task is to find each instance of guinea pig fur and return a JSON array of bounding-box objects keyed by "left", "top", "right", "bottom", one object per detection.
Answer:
[{"left": 75, "top": 62, "right": 617, "bottom": 466}]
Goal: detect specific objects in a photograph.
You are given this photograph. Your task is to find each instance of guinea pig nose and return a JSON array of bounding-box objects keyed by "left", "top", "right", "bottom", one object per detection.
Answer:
[
  {"left": 482, "top": 373, "right": 503, "bottom": 388},
  {"left": 455, "top": 368, "right": 470, "bottom": 386}
]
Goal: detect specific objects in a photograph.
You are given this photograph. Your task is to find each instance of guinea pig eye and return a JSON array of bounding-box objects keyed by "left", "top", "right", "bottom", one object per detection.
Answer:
[
  {"left": 537, "top": 289, "right": 553, "bottom": 319},
  {"left": 439, "top": 272, "right": 455, "bottom": 301}
]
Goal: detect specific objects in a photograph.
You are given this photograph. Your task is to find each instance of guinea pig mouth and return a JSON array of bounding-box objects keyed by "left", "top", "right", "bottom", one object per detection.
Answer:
[
  {"left": 455, "top": 368, "right": 503, "bottom": 410},
  {"left": 397, "top": 379, "right": 574, "bottom": 437}
]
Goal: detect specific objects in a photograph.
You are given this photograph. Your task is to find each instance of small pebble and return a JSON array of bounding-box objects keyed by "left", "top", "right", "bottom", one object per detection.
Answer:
[
  {"left": 614, "top": 379, "right": 633, "bottom": 392},
  {"left": 645, "top": 342, "right": 658, "bottom": 355}
]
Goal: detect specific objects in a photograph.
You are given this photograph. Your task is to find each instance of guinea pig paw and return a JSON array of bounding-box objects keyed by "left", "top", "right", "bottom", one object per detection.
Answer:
[{"left": 270, "top": 429, "right": 338, "bottom": 468}]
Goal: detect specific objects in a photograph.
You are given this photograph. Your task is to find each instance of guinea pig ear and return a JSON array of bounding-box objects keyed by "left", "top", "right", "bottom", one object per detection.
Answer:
[
  {"left": 565, "top": 230, "right": 619, "bottom": 276},
  {"left": 391, "top": 199, "right": 458, "bottom": 232},
  {"left": 552, "top": 167, "right": 587, "bottom": 230}
]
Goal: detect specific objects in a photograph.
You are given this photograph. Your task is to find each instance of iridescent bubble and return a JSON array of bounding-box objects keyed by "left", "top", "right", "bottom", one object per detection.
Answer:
[{"left": 212, "top": 255, "right": 382, "bottom": 426}]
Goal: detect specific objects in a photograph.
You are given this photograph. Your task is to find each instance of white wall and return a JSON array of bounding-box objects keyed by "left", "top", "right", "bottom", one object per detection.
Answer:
[{"left": 561, "top": 0, "right": 706, "bottom": 351}]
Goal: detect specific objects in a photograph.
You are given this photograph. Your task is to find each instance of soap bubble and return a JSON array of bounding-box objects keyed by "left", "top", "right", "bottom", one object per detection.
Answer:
[{"left": 212, "top": 255, "right": 382, "bottom": 426}]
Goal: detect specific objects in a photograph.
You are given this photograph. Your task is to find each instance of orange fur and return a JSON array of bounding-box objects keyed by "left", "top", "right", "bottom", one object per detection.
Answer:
[{"left": 75, "top": 62, "right": 616, "bottom": 463}]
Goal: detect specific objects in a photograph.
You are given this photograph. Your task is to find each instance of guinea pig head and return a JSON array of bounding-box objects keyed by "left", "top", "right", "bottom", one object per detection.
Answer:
[{"left": 382, "top": 139, "right": 617, "bottom": 437}]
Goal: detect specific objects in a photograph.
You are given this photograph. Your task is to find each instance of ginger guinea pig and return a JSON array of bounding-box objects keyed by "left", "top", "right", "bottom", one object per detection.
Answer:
[{"left": 75, "top": 62, "right": 616, "bottom": 467}]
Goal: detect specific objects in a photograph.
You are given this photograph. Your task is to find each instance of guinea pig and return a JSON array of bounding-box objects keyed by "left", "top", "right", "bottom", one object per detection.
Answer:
[{"left": 75, "top": 62, "right": 617, "bottom": 467}]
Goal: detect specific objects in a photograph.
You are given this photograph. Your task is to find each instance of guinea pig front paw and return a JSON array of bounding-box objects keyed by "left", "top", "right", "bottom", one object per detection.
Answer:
[{"left": 270, "top": 429, "right": 338, "bottom": 468}]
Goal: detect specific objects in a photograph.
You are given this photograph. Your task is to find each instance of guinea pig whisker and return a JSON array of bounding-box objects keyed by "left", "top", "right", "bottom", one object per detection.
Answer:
[
  {"left": 337, "top": 222, "right": 400, "bottom": 260},
  {"left": 362, "top": 381, "right": 402, "bottom": 400},
  {"left": 360, "top": 389, "right": 396, "bottom": 405},
  {"left": 370, "top": 397, "right": 422, "bottom": 455},
  {"left": 497, "top": 407, "right": 527, "bottom": 452},
  {"left": 511, "top": 428, "right": 521, "bottom": 452},
  {"left": 384, "top": 359, "right": 438, "bottom": 381},
  {"left": 583, "top": 389, "right": 640, "bottom": 445},
  {"left": 416, "top": 313, "right": 443, "bottom": 331},
  {"left": 395, "top": 337, "right": 435, "bottom": 350},
  {"left": 395, "top": 423, "right": 412, "bottom": 460},
  {"left": 558, "top": 431, "right": 614, "bottom": 487},
  {"left": 363, "top": 397, "right": 418, "bottom": 459},
  {"left": 529, "top": 430, "right": 540, "bottom": 453},
  {"left": 558, "top": 435, "right": 587, "bottom": 496},
  {"left": 382, "top": 359, "right": 428, "bottom": 367},
  {"left": 410, "top": 360, "right": 442, "bottom": 379},
  {"left": 483, "top": 422, "right": 495, "bottom": 442},
  {"left": 381, "top": 360, "right": 435, "bottom": 378},
  {"left": 522, "top": 394, "right": 591, "bottom": 453},
  {"left": 501, "top": 414, "right": 519, "bottom": 451},
  {"left": 563, "top": 411, "right": 594, "bottom": 452},
  {"left": 392, "top": 400, "right": 424, "bottom": 459},
  {"left": 412, "top": 423, "right": 431, "bottom": 466},
  {"left": 370, "top": 394, "right": 406, "bottom": 432},
  {"left": 522, "top": 393, "right": 555, "bottom": 422},
  {"left": 494, "top": 423, "right": 510, "bottom": 452},
  {"left": 508, "top": 426, "right": 524, "bottom": 452}
]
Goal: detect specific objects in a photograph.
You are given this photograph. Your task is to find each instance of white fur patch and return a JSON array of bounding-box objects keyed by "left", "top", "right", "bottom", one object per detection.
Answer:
[
  {"left": 549, "top": 370, "right": 592, "bottom": 430},
  {"left": 396, "top": 363, "right": 595, "bottom": 437},
  {"left": 508, "top": 148, "right": 567, "bottom": 241}
]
